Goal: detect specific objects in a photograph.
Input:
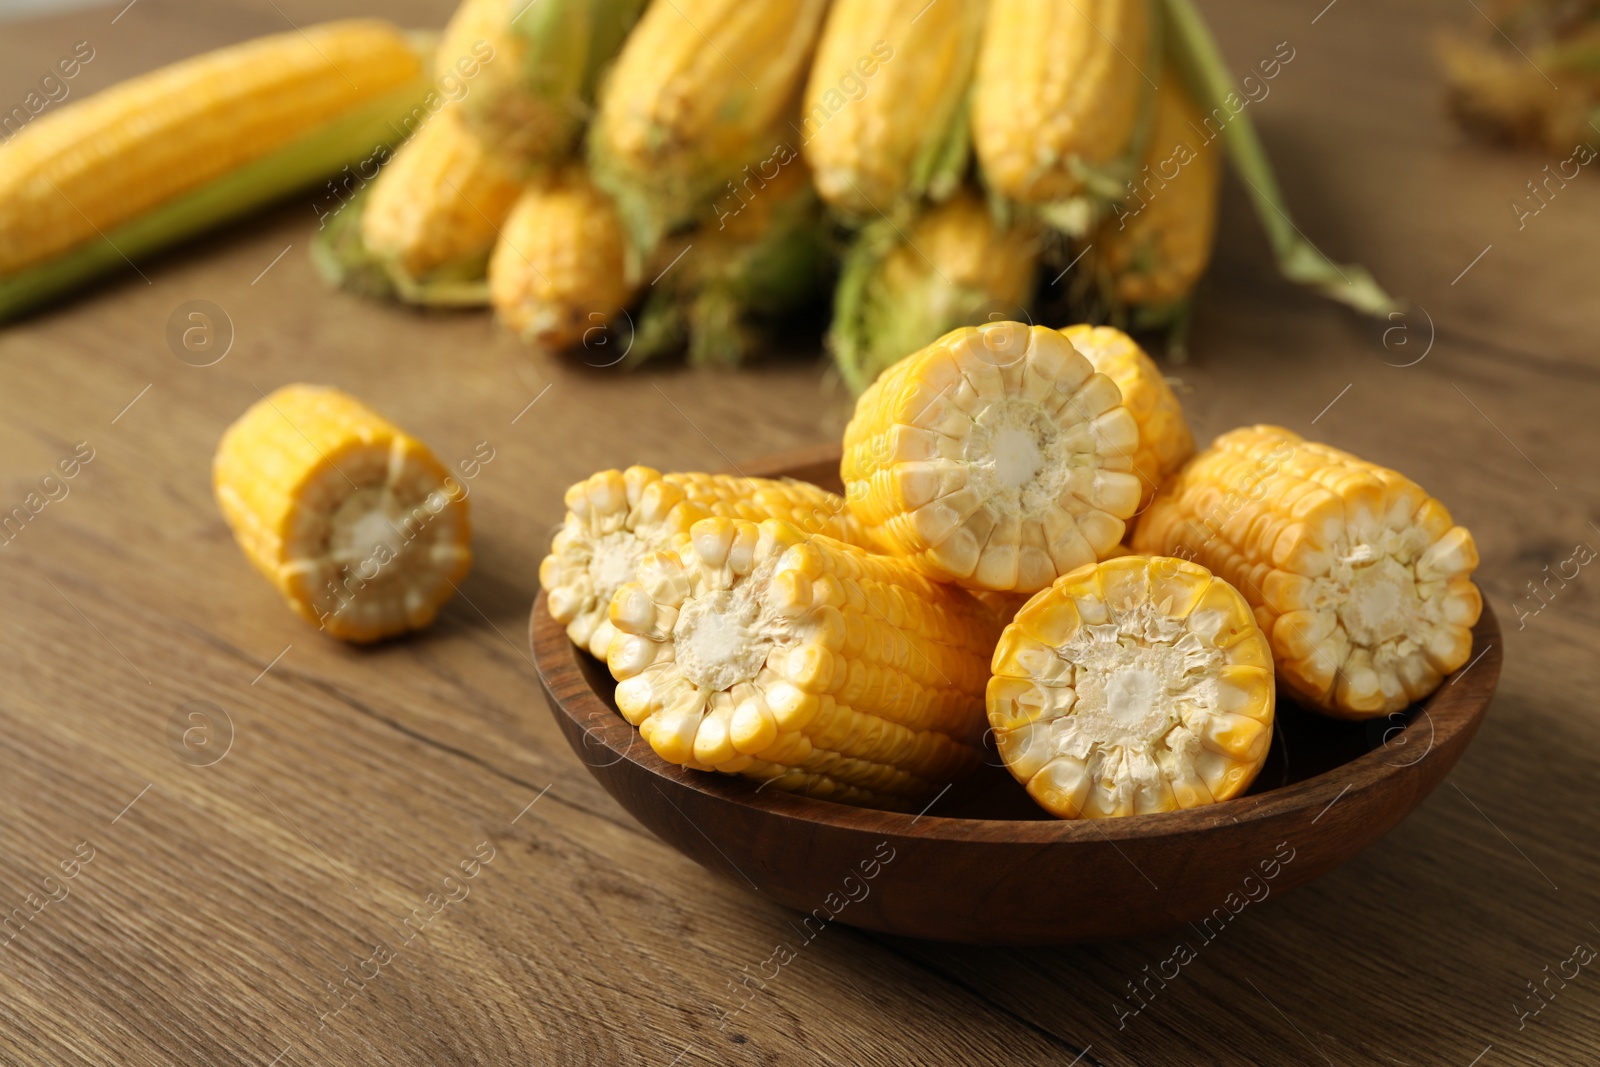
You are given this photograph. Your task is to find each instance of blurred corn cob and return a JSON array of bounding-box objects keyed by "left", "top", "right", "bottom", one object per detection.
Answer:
[
  {"left": 800, "top": 0, "right": 985, "bottom": 218},
  {"left": 830, "top": 190, "right": 1041, "bottom": 394},
  {"left": 607, "top": 517, "right": 1001, "bottom": 808},
  {"left": 214, "top": 385, "right": 472, "bottom": 643},
  {"left": 436, "top": 0, "right": 648, "bottom": 169},
  {"left": 1132, "top": 426, "right": 1482, "bottom": 719},
  {"left": 542, "top": 466, "right": 868, "bottom": 658},
  {"left": 0, "top": 20, "right": 429, "bottom": 323},
  {"left": 590, "top": 0, "right": 832, "bottom": 255},
  {"left": 489, "top": 168, "right": 636, "bottom": 349}
]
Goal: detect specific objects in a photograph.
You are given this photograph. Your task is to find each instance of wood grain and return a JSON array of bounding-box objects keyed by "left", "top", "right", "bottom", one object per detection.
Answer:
[{"left": 1, "top": 0, "right": 1598, "bottom": 1064}]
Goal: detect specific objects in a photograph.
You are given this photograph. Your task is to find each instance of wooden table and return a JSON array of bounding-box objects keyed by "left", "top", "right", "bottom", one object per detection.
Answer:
[{"left": 3, "top": 2, "right": 1596, "bottom": 1064}]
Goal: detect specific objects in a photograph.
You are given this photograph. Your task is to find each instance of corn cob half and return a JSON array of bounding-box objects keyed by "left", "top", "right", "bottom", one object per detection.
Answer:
[
  {"left": 972, "top": 0, "right": 1154, "bottom": 205},
  {"left": 607, "top": 517, "right": 1001, "bottom": 808},
  {"left": 800, "top": 0, "right": 985, "bottom": 217},
  {"left": 989, "top": 555, "right": 1275, "bottom": 819},
  {"left": 1059, "top": 325, "right": 1193, "bottom": 510},
  {"left": 589, "top": 0, "right": 832, "bottom": 254},
  {"left": 1132, "top": 426, "right": 1483, "bottom": 718},
  {"left": 490, "top": 169, "right": 636, "bottom": 350},
  {"left": 831, "top": 190, "right": 1041, "bottom": 395},
  {"left": 0, "top": 20, "right": 429, "bottom": 321},
  {"left": 541, "top": 467, "right": 868, "bottom": 658},
  {"left": 842, "top": 322, "right": 1141, "bottom": 594},
  {"left": 214, "top": 385, "right": 472, "bottom": 643}
]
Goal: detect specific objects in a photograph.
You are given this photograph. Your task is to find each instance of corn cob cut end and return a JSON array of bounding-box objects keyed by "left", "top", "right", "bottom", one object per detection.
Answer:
[
  {"left": 605, "top": 516, "right": 1000, "bottom": 809},
  {"left": 841, "top": 322, "right": 1142, "bottom": 594},
  {"left": 1132, "top": 425, "right": 1483, "bottom": 718},
  {"left": 989, "top": 555, "right": 1275, "bottom": 819},
  {"left": 213, "top": 385, "right": 471, "bottom": 643}
]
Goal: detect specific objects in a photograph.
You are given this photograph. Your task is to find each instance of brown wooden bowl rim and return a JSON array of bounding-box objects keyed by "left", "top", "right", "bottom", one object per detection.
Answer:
[{"left": 530, "top": 588, "right": 1501, "bottom": 845}]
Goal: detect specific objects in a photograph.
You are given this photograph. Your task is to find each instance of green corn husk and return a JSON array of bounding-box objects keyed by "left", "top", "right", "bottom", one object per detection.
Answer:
[
  {"left": 0, "top": 75, "right": 431, "bottom": 326},
  {"left": 830, "top": 191, "right": 1042, "bottom": 394}
]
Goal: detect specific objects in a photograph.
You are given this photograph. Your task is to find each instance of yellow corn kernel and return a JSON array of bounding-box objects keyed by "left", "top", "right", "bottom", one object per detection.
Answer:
[
  {"left": 0, "top": 20, "right": 423, "bottom": 277},
  {"left": 1060, "top": 325, "right": 1193, "bottom": 510},
  {"left": 1132, "top": 425, "right": 1483, "bottom": 718},
  {"left": 607, "top": 517, "right": 1001, "bottom": 808},
  {"left": 971, "top": 0, "right": 1152, "bottom": 203},
  {"left": 1099, "top": 73, "right": 1221, "bottom": 306},
  {"left": 361, "top": 108, "right": 524, "bottom": 281},
  {"left": 990, "top": 555, "right": 1275, "bottom": 819},
  {"left": 801, "top": 0, "right": 985, "bottom": 215},
  {"left": 841, "top": 322, "right": 1142, "bottom": 593},
  {"left": 213, "top": 385, "right": 471, "bottom": 643},
  {"left": 489, "top": 170, "right": 635, "bottom": 350},
  {"left": 542, "top": 468, "right": 869, "bottom": 658},
  {"left": 590, "top": 0, "right": 831, "bottom": 251}
]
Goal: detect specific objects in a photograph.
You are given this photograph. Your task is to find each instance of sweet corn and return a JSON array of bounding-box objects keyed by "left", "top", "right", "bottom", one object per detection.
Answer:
[
  {"left": 1132, "top": 426, "right": 1483, "bottom": 718},
  {"left": 214, "top": 385, "right": 472, "bottom": 643},
  {"left": 971, "top": 0, "right": 1153, "bottom": 203},
  {"left": 361, "top": 107, "right": 524, "bottom": 283},
  {"left": 1059, "top": 325, "right": 1193, "bottom": 509},
  {"left": 489, "top": 169, "right": 635, "bottom": 350},
  {"left": 542, "top": 467, "right": 868, "bottom": 658},
  {"left": 435, "top": 0, "right": 647, "bottom": 168},
  {"left": 801, "top": 0, "right": 985, "bottom": 216},
  {"left": 842, "top": 322, "right": 1142, "bottom": 594},
  {"left": 1098, "top": 73, "right": 1221, "bottom": 307},
  {"left": 590, "top": 0, "right": 832, "bottom": 252},
  {"left": 989, "top": 555, "right": 1275, "bottom": 819},
  {"left": 607, "top": 517, "right": 1001, "bottom": 808},
  {"left": 831, "top": 191, "right": 1041, "bottom": 394}
]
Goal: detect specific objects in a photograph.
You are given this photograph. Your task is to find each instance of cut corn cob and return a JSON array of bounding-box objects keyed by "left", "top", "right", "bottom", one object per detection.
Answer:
[
  {"left": 1059, "top": 325, "right": 1193, "bottom": 509},
  {"left": 489, "top": 169, "right": 636, "bottom": 350},
  {"left": 989, "top": 555, "right": 1275, "bottom": 818},
  {"left": 589, "top": 0, "right": 832, "bottom": 253},
  {"left": 0, "top": 21, "right": 429, "bottom": 320},
  {"left": 1098, "top": 73, "right": 1221, "bottom": 307},
  {"left": 841, "top": 322, "right": 1142, "bottom": 594},
  {"left": 542, "top": 467, "right": 868, "bottom": 658},
  {"left": 971, "top": 0, "right": 1153, "bottom": 204},
  {"left": 607, "top": 517, "right": 1001, "bottom": 807},
  {"left": 214, "top": 385, "right": 471, "bottom": 643},
  {"left": 801, "top": 0, "right": 984, "bottom": 216},
  {"left": 831, "top": 190, "right": 1041, "bottom": 394},
  {"left": 436, "top": 0, "right": 647, "bottom": 168},
  {"left": 360, "top": 107, "right": 525, "bottom": 285},
  {"left": 1132, "top": 426, "right": 1483, "bottom": 718}
]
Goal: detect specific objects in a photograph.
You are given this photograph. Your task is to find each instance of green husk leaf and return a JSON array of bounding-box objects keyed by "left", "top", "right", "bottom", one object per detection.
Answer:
[
  {"left": 1161, "top": 0, "right": 1396, "bottom": 315},
  {"left": 0, "top": 74, "right": 432, "bottom": 325}
]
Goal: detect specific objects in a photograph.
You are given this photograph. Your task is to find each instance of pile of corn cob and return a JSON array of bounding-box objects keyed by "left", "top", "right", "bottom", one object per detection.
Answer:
[
  {"left": 1, "top": 1, "right": 1397, "bottom": 385},
  {"left": 533, "top": 320, "right": 1483, "bottom": 816}
]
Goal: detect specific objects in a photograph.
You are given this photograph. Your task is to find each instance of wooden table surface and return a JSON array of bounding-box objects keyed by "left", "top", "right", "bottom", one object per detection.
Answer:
[{"left": 3, "top": 1, "right": 1598, "bottom": 1064}]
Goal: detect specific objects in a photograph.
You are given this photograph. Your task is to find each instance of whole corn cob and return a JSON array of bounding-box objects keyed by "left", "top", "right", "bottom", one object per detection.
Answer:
[
  {"left": 971, "top": 0, "right": 1154, "bottom": 205},
  {"left": 989, "top": 554, "right": 1275, "bottom": 818},
  {"left": 800, "top": 0, "right": 985, "bottom": 217},
  {"left": 1132, "top": 426, "right": 1483, "bottom": 718},
  {"left": 214, "top": 385, "right": 472, "bottom": 643},
  {"left": 1097, "top": 73, "right": 1221, "bottom": 308},
  {"left": 542, "top": 467, "right": 868, "bottom": 658},
  {"left": 358, "top": 107, "right": 524, "bottom": 292},
  {"left": 436, "top": 0, "right": 648, "bottom": 168},
  {"left": 589, "top": 0, "right": 832, "bottom": 254},
  {"left": 489, "top": 169, "right": 636, "bottom": 349},
  {"left": 841, "top": 321, "right": 1142, "bottom": 593},
  {"left": 1059, "top": 325, "right": 1193, "bottom": 509},
  {"left": 831, "top": 191, "right": 1041, "bottom": 394},
  {"left": 607, "top": 517, "right": 1002, "bottom": 808},
  {"left": 0, "top": 20, "right": 429, "bottom": 321}
]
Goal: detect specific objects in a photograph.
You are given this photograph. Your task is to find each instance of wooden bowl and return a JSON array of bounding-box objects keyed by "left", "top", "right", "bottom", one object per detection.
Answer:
[{"left": 530, "top": 445, "right": 1501, "bottom": 944}]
